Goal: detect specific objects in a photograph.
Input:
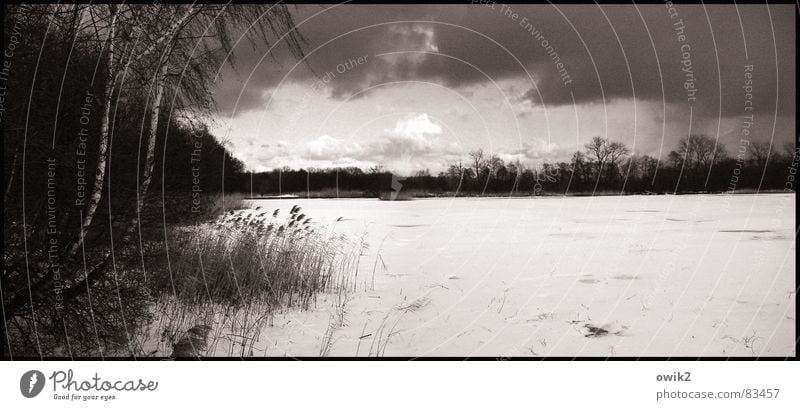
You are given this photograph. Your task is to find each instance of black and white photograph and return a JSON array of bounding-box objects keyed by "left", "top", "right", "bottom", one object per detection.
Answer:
[{"left": 1, "top": 0, "right": 798, "bottom": 406}]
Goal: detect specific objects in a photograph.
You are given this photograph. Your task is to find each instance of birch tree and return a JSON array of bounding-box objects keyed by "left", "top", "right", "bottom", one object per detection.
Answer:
[
  {"left": 69, "top": 4, "right": 118, "bottom": 255},
  {"left": 64, "top": 4, "right": 306, "bottom": 244},
  {"left": 129, "top": 4, "right": 306, "bottom": 229}
]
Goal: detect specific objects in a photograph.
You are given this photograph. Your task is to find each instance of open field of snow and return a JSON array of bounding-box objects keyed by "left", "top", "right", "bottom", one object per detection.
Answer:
[{"left": 243, "top": 194, "right": 795, "bottom": 357}]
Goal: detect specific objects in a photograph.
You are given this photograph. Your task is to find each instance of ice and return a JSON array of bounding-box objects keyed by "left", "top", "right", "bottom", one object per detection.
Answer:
[{"left": 242, "top": 194, "right": 795, "bottom": 357}]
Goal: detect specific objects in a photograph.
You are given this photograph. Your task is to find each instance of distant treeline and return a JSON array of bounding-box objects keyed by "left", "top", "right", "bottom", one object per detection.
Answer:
[{"left": 245, "top": 135, "right": 798, "bottom": 197}]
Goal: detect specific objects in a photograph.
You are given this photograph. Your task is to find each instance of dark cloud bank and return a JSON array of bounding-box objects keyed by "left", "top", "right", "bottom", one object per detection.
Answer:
[{"left": 213, "top": 3, "right": 794, "bottom": 161}]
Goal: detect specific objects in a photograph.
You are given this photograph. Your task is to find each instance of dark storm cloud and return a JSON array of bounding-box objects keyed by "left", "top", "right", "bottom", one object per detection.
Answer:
[
  {"left": 514, "top": 4, "right": 795, "bottom": 117},
  {"left": 215, "top": 3, "right": 794, "bottom": 119}
]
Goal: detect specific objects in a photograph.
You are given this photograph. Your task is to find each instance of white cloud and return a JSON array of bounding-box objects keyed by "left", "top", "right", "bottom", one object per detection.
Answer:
[
  {"left": 305, "top": 134, "right": 363, "bottom": 160},
  {"left": 386, "top": 113, "right": 442, "bottom": 137},
  {"left": 364, "top": 113, "right": 442, "bottom": 158},
  {"left": 259, "top": 114, "right": 461, "bottom": 174}
]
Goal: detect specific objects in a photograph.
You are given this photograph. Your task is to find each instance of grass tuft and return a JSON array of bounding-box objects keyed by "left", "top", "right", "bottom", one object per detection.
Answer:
[{"left": 136, "top": 204, "right": 363, "bottom": 357}]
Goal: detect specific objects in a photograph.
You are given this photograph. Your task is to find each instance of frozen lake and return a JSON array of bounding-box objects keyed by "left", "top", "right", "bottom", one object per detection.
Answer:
[{"left": 244, "top": 194, "right": 795, "bottom": 357}]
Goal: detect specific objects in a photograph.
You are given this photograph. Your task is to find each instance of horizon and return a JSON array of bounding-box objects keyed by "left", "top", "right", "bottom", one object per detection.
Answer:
[{"left": 230, "top": 134, "right": 792, "bottom": 178}]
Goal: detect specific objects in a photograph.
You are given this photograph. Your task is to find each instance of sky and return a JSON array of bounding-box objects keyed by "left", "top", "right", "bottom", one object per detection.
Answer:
[{"left": 207, "top": 4, "right": 795, "bottom": 174}]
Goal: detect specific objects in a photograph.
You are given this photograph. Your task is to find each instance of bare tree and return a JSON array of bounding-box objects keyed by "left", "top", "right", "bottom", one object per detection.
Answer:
[
  {"left": 469, "top": 149, "right": 485, "bottom": 181},
  {"left": 445, "top": 160, "right": 464, "bottom": 178},
  {"left": 669, "top": 134, "right": 726, "bottom": 189},
  {"left": 748, "top": 141, "right": 770, "bottom": 170},
  {"left": 670, "top": 134, "right": 724, "bottom": 171},
  {"left": 581, "top": 137, "right": 630, "bottom": 185},
  {"left": 486, "top": 154, "right": 504, "bottom": 178},
  {"left": 607, "top": 142, "right": 630, "bottom": 167},
  {"left": 606, "top": 141, "right": 630, "bottom": 181},
  {"left": 584, "top": 136, "right": 609, "bottom": 167},
  {"left": 584, "top": 136, "right": 611, "bottom": 184}
]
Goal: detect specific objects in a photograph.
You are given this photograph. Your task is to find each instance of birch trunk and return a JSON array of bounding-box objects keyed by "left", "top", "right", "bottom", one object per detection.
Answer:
[
  {"left": 69, "top": 4, "right": 117, "bottom": 256},
  {"left": 128, "top": 7, "right": 195, "bottom": 233},
  {"left": 132, "top": 58, "right": 169, "bottom": 229}
]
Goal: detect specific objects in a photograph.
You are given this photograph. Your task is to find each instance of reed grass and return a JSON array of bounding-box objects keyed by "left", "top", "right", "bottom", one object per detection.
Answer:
[{"left": 135, "top": 204, "right": 363, "bottom": 357}]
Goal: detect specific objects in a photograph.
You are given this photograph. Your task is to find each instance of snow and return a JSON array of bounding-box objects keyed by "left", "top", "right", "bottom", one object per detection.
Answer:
[{"left": 241, "top": 194, "right": 795, "bottom": 357}]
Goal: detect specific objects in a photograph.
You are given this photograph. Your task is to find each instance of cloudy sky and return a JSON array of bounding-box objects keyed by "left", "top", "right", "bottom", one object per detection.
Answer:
[{"left": 208, "top": 4, "right": 795, "bottom": 174}]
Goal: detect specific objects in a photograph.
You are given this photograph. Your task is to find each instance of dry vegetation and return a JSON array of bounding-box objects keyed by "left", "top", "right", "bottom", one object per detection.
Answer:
[{"left": 133, "top": 203, "right": 363, "bottom": 357}]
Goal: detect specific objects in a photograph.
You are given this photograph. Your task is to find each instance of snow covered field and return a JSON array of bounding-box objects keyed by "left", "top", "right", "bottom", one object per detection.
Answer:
[{"left": 244, "top": 194, "right": 795, "bottom": 357}]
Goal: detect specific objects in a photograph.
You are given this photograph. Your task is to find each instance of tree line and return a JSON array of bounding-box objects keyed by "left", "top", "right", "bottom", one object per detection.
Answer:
[{"left": 245, "top": 135, "right": 797, "bottom": 197}]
